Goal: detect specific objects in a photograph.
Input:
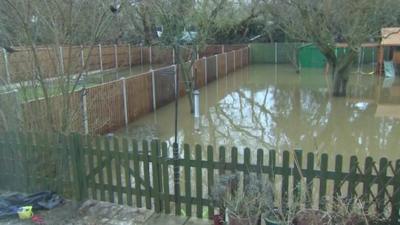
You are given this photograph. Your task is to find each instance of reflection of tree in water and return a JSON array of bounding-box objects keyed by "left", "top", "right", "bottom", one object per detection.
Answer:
[{"left": 199, "top": 74, "right": 400, "bottom": 159}]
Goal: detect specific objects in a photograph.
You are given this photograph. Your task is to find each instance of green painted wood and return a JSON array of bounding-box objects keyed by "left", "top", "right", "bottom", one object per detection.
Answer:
[
  {"left": 219, "top": 146, "right": 226, "bottom": 175},
  {"left": 69, "top": 134, "right": 81, "bottom": 201},
  {"left": 95, "top": 137, "right": 106, "bottom": 201},
  {"left": 333, "top": 155, "right": 343, "bottom": 211},
  {"left": 132, "top": 140, "right": 142, "bottom": 208},
  {"left": 347, "top": 156, "right": 358, "bottom": 210},
  {"left": 195, "top": 145, "right": 203, "bottom": 218},
  {"left": 86, "top": 136, "right": 96, "bottom": 200},
  {"left": 184, "top": 144, "right": 192, "bottom": 217},
  {"left": 113, "top": 138, "right": 123, "bottom": 204},
  {"left": 377, "top": 158, "right": 388, "bottom": 215},
  {"left": 243, "top": 148, "right": 251, "bottom": 190},
  {"left": 268, "top": 150, "right": 276, "bottom": 181},
  {"left": 293, "top": 150, "right": 303, "bottom": 209},
  {"left": 104, "top": 137, "right": 114, "bottom": 203},
  {"left": 319, "top": 154, "right": 328, "bottom": 211},
  {"left": 142, "top": 140, "right": 152, "bottom": 209},
  {"left": 256, "top": 149, "right": 263, "bottom": 176},
  {"left": 231, "top": 147, "right": 238, "bottom": 173},
  {"left": 305, "top": 152, "right": 314, "bottom": 208},
  {"left": 151, "top": 140, "right": 162, "bottom": 213},
  {"left": 207, "top": 146, "right": 214, "bottom": 220},
  {"left": 162, "top": 142, "right": 171, "bottom": 214},
  {"left": 391, "top": 160, "right": 400, "bottom": 224},
  {"left": 122, "top": 138, "right": 133, "bottom": 206},
  {"left": 362, "top": 157, "right": 373, "bottom": 213},
  {"left": 281, "top": 151, "right": 289, "bottom": 213}
]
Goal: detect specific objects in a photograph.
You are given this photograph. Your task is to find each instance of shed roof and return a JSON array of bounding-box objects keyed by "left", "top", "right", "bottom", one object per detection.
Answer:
[{"left": 381, "top": 27, "right": 400, "bottom": 46}]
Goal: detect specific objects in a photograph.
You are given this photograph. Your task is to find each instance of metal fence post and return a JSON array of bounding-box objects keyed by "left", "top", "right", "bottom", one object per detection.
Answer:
[
  {"left": 151, "top": 69, "right": 156, "bottom": 111},
  {"left": 99, "top": 44, "right": 103, "bottom": 71},
  {"left": 173, "top": 48, "right": 176, "bottom": 65},
  {"left": 2, "top": 48, "right": 11, "bottom": 84},
  {"left": 121, "top": 77, "right": 128, "bottom": 125},
  {"left": 204, "top": 57, "right": 208, "bottom": 84},
  {"left": 222, "top": 45, "right": 225, "bottom": 53}
]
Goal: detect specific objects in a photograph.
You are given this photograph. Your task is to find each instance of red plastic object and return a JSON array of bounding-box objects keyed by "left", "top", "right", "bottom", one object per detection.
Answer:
[{"left": 31, "top": 215, "right": 45, "bottom": 225}]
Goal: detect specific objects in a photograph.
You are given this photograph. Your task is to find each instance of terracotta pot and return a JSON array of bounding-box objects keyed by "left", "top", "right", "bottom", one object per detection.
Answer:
[
  {"left": 228, "top": 213, "right": 259, "bottom": 225},
  {"left": 213, "top": 214, "right": 224, "bottom": 225}
]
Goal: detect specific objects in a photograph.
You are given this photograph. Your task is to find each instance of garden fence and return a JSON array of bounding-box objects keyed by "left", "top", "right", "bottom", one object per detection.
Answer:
[{"left": 0, "top": 132, "right": 399, "bottom": 224}]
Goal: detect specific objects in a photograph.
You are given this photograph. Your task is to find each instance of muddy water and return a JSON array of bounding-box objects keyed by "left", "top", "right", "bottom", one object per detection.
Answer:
[{"left": 115, "top": 64, "right": 400, "bottom": 161}]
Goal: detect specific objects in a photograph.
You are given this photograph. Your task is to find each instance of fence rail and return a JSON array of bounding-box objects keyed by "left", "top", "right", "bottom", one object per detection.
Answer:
[{"left": 0, "top": 132, "right": 399, "bottom": 223}]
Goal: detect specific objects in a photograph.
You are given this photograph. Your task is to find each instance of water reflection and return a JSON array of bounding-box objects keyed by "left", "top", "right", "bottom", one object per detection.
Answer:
[{"left": 116, "top": 65, "right": 400, "bottom": 160}]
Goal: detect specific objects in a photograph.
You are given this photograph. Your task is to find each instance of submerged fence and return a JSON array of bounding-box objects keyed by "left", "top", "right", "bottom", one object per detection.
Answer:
[
  {"left": 0, "top": 132, "right": 399, "bottom": 223},
  {"left": 17, "top": 46, "right": 249, "bottom": 134}
]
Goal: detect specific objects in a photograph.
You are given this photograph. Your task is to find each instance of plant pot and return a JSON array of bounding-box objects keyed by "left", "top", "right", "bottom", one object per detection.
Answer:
[
  {"left": 213, "top": 214, "right": 224, "bottom": 225},
  {"left": 228, "top": 213, "right": 259, "bottom": 225},
  {"left": 263, "top": 217, "right": 282, "bottom": 225}
]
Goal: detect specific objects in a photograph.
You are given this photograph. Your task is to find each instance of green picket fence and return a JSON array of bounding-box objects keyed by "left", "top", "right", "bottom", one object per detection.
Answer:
[{"left": 0, "top": 132, "right": 399, "bottom": 223}]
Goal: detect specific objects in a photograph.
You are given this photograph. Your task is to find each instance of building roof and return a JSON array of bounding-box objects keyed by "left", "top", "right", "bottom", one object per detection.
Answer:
[{"left": 381, "top": 27, "right": 400, "bottom": 46}]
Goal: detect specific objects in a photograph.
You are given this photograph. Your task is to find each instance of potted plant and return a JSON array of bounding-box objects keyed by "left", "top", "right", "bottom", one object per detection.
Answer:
[{"left": 211, "top": 174, "right": 275, "bottom": 225}]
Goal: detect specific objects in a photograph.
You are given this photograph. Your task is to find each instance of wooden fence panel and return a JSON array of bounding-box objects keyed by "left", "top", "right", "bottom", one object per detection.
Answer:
[
  {"left": 193, "top": 58, "right": 205, "bottom": 89},
  {"left": 101, "top": 45, "right": 116, "bottom": 70},
  {"left": 152, "top": 46, "right": 173, "bottom": 66},
  {"left": 86, "top": 80, "right": 124, "bottom": 134},
  {"left": 63, "top": 46, "right": 83, "bottom": 75},
  {"left": 226, "top": 51, "right": 235, "bottom": 74},
  {"left": 84, "top": 46, "right": 101, "bottom": 71},
  {"left": 199, "top": 45, "right": 223, "bottom": 58},
  {"left": 117, "top": 45, "right": 130, "bottom": 68},
  {"left": 206, "top": 56, "right": 217, "bottom": 84},
  {"left": 125, "top": 72, "right": 153, "bottom": 122},
  {"left": 217, "top": 54, "right": 226, "bottom": 78},
  {"left": 154, "top": 66, "right": 176, "bottom": 109},
  {"left": 131, "top": 47, "right": 142, "bottom": 65},
  {"left": 1, "top": 133, "right": 400, "bottom": 222}
]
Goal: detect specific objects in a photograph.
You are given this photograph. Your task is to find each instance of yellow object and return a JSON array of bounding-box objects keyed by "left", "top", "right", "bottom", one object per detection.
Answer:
[{"left": 17, "top": 206, "right": 33, "bottom": 220}]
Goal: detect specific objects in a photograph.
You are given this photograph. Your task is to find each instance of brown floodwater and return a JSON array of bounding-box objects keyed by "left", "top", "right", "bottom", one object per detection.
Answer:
[{"left": 115, "top": 64, "right": 400, "bottom": 161}]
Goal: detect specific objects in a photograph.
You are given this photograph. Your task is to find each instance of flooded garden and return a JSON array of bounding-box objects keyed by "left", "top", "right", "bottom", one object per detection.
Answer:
[{"left": 116, "top": 64, "right": 400, "bottom": 160}]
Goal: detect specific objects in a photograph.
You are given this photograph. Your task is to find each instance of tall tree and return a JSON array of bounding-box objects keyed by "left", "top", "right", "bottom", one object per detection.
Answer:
[{"left": 267, "top": 0, "right": 400, "bottom": 96}]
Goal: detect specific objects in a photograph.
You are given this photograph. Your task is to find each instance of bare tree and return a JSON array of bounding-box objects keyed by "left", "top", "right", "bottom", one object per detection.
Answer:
[
  {"left": 0, "top": 0, "right": 114, "bottom": 133},
  {"left": 267, "top": 0, "right": 399, "bottom": 96}
]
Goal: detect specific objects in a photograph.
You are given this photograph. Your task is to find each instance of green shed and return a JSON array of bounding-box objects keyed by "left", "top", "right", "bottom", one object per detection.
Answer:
[{"left": 298, "top": 44, "right": 326, "bottom": 68}]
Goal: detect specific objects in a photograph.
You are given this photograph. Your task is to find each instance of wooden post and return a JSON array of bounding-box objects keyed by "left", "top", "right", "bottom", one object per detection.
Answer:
[
  {"left": 149, "top": 46, "right": 152, "bottom": 65},
  {"left": 392, "top": 160, "right": 400, "bottom": 224},
  {"left": 141, "top": 46, "right": 143, "bottom": 65},
  {"left": 2, "top": 48, "right": 11, "bottom": 84},
  {"left": 59, "top": 46, "right": 64, "bottom": 74},
  {"left": 184, "top": 144, "right": 192, "bottom": 216},
  {"left": 114, "top": 45, "right": 118, "bottom": 80},
  {"left": 81, "top": 90, "right": 89, "bottom": 135},
  {"left": 377, "top": 45, "right": 384, "bottom": 76},
  {"left": 80, "top": 45, "right": 85, "bottom": 68},
  {"left": 216, "top": 55, "right": 219, "bottom": 79},
  {"left": 99, "top": 44, "right": 103, "bottom": 71},
  {"left": 121, "top": 78, "right": 128, "bottom": 126},
  {"left": 233, "top": 50, "right": 236, "bottom": 71},
  {"left": 275, "top": 42, "right": 278, "bottom": 64},
  {"left": 204, "top": 57, "right": 208, "bottom": 84},
  {"left": 151, "top": 140, "right": 162, "bottom": 213},
  {"left": 225, "top": 52, "right": 228, "bottom": 75},
  {"left": 151, "top": 69, "right": 156, "bottom": 111},
  {"left": 128, "top": 44, "right": 132, "bottom": 72},
  {"left": 172, "top": 48, "right": 175, "bottom": 64}
]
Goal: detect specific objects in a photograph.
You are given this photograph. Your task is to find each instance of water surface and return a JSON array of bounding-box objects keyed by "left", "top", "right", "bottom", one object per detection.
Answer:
[{"left": 116, "top": 64, "right": 400, "bottom": 160}]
